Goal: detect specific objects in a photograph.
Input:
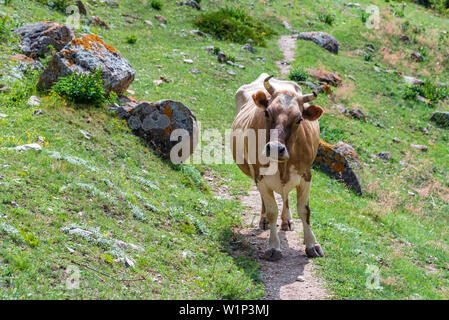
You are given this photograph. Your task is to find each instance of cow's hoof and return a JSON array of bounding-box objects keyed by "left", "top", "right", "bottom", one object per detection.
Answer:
[
  {"left": 305, "top": 244, "right": 324, "bottom": 258},
  {"left": 263, "top": 248, "right": 282, "bottom": 261},
  {"left": 259, "top": 217, "right": 269, "bottom": 230},
  {"left": 281, "top": 220, "right": 294, "bottom": 231}
]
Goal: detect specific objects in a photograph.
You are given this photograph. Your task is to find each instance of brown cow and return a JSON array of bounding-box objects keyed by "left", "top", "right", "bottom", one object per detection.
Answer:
[{"left": 230, "top": 73, "right": 325, "bottom": 261}]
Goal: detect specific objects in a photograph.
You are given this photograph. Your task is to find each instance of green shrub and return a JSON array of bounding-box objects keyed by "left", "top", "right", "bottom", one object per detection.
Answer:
[
  {"left": 0, "top": 15, "right": 10, "bottom": 41},
  {"left": 194, "top": 7, "right": 276, "bottom": 46},
  {"left": 318, "top": 12, "right": 335, "bottom": 25},
  {"left": 404, "top": 80, "right": 449, "bottom": 103},
  {"left": 289, "top": 67, "right": 309, "bottom": 82},
  {"left": 51, "top": 69, "right": 106, "bottom": 106},
  {"left": 36, "top": 0, "right": 71, "bottom": 12},
  {"left": 126, "top": 34, "right": 137, "bottom": 44},
  {"left": 150, "top": 0, "right": 162, "bottom": 10}
]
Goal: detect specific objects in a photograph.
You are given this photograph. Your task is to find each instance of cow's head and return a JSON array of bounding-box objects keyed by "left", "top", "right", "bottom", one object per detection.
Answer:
[{"left": 252, "top": 76, "right": 324, "bottom": 161}]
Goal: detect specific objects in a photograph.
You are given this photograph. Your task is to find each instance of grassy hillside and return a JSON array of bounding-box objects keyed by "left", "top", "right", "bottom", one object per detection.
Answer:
[{"left": 0, "top": 0, "right": 448, "bottom": 300}]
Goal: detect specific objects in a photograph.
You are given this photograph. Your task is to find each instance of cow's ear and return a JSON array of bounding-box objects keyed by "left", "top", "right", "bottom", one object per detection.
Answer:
[
  {"left": 252, "top": 91, "right": 269, "bottom": 109},
  {"left": 303, "top": 104, "right": 324, "bottom": 121}
]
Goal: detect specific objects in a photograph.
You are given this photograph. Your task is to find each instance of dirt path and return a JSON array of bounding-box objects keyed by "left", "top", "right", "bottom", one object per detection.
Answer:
[
  {"left": 204, "top": 34, "right": 331, "bottom": 300},
  {"left": 276, "top": 35, "right": 298, "bottom": 78}
]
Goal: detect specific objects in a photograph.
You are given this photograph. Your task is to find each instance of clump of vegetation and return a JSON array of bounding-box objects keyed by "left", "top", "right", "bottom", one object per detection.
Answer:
[
  {"left": 318, "top": 11, "right": 335, "bottom": 25},
  {"left": 51, "top": 69, "right": 106, "bottom": 105},
  {"left": 126, "top": 34, "right": 137, "bottom": 44},
  {"left": 364, "top": 52, "right": 374, "bottom": 61},
  {"left": 36, "top": 0, "right": 71, "bottom": 12},
  {"left": 411, "top": 0, "right": 449, "bottom": 14},
  {"left": 194, "top": 7, "right": 276, "bottom": 46},
  {"left": 150, "top": 0, "right": 162, "bottom": 10},
  {"left": 404, "top": 80, "right": 449, "bottom": 103},
  {"left": 289, "top": 67, "right": 309, "bottom": 82},
  {"left": 0, "top": 15, "right": 10, "bottom": 41}
]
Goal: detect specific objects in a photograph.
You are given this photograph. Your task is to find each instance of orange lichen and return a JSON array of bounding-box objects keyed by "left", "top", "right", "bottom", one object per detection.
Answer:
[
  {"left": 331, "top": 162, "right": 345, "bottom": 173},
  {"left": 70, "top": 34, "right": 119, "bottom": 55},
  {"left": 163, "top": 105, "right": 173, "bottom": 120}
]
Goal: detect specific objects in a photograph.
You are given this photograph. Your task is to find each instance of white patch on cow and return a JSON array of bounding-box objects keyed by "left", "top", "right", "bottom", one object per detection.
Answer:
[{"left": 262, "top": 166, "right": 302, "bottom": 195}]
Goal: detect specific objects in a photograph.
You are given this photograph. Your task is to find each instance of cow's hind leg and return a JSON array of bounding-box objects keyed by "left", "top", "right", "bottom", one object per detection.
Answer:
[
  {"left": 280, "top": 194, "right": 294, "bottom": 231},
  {"left": 258, "top": 182, "right": 281, "bottom": 261},
  {"left": 258, "top": 193, "right": 269, "bottom": 230},
  {"left": 296, "top": 180, "right": 324, "bottom": 258}
]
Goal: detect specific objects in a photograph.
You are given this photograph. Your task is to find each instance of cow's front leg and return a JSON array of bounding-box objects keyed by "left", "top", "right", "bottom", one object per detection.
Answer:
[
  {"left": 258, "top": 193, "right": 269, "bottom": 230},
  {"left": 280, "top": 194, "right": 294, "bottom": 231},
  {"left": 258, "top": 182, "right": 281, "bottom": 261},
  {"left": 296, "top": 181, "right": 324, "bottom": 258}
]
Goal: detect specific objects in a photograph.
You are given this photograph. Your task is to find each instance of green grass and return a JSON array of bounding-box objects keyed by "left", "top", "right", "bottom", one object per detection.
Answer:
[{"left": 0, "top": 0, "right": 448, "bottom": 300}]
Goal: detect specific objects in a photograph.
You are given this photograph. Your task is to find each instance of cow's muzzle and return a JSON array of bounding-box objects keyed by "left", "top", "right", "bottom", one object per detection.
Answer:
[{"left": 264, "top": 141, "right": 289, "bottom": 161}]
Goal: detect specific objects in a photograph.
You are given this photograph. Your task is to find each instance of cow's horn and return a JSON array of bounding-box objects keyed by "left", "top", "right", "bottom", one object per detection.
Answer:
[
  {"left": 264, "top": 75, "right": 275, "bottom": 96},
  {"left": 301, "top": 92, "right": 317, "bottom": 103}
]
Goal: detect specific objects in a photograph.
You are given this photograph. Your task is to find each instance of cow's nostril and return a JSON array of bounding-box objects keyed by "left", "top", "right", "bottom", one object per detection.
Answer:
[
  {"left": 279, "top": 146, "right": 286, "bottom": 155},
  {"left": 266, "top": 144, "right": 271, "bottom": 152}
]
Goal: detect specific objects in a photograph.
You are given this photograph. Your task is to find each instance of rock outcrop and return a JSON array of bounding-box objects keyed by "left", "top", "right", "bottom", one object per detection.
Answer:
[
  {"left": 13, "top": 22, "right": 75, "bottom": 58},
  {"left": 116, "top": 98, "right": 198, "bottom": 162},
  {"left": 314, "top": 140, "right": 362, "bottom": 195},
  {"left": 38, "top": 34, "right": 135, "bottom": 95},
  {"left": 307, "top": 68, "right": 342, "bottom": 87},
  {"left": 299, "top": 32, "right": 339, "bottom": 54},
  {"left": 430, "top": 111, "right": 449, "bottom": 128}
]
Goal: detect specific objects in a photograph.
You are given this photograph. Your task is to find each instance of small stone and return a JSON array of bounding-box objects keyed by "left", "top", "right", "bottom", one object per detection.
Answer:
[
  {"left": 393, "top": 137, "right": 401, "bottom": 143},
  {"left": 410, "top": 144, "right": 428, "bottom": 151},
  {"left": 177, "top": 0, "right": 201, "bottom": 10},
  {"left": 227, "top": 70, "right": 236, "bottom": 76},
  {"left": 183, "top": 59, "right": 193, "bottom": 64},
  {"left": 189, "top": 30, "right": 205, "bottom": 37},
  {"left": 422, "top": 127, "right": 429, "bottom": 135},
  {"left": 403, "top": 75, "right": 424, "bottom": 86},
  {"left": 27, "top": 96, "right": 40, "bottom": 107},
  {"left": 242, "top": 43, "right": 255, "bottom": 54},
  {"left": 411, "top": 52, "right": 423, "bottom": 62},
  {"left": 430, "top": 111, "right": 449, "bottom": 128},
  {"left": 153, "top": 79, "right": 163, "bottom": 85},
  {"left": 217, "top": 51, "right": 227, "bottom": 63},
  {"left": 190, "top": 68, "right": 201, "bottom": 74},
  {"left": 377, "top": 152, "right": 392, "bottom": 160},
  {"left": 10, "top": 143, "right": 42, "bottom": 151},
  {"left": 349, "top": 108, "right": 366, "bottom": 121},
  {"left": 332, "top": 104, "right": 347, "bottom": 114},
  {"left": 408, "top": 191, "right": 415, "bottom": 196},
  {"left": 75, "top": 0, "right": 87, "bottom": 15},
  {"left": 0, "top": 113, "right": 7, "bottom": 118},
  {"left": 144, "top": 20, "right": 153, "bottom": 27},
  {"left": 80, "top": 129, "right": 91, "bottom": 140},
  {"left": 296, "top": 275, "right": 305, "bottom": 282},
  {"left": 282, "top": 20, "right": 294, "bottom": 31},
  {"left": 33, "top": 109, "right": 44, "bottom": 116},
  {"left": 203, "top": 46, "right": 214, "bottom": 53},
  {"left": 399, "top": 160, "right": 408, "bottom": 167},
  {"left": 89, "top": 16, "right": 110, "bottom": 29},
  {"left": 416, "top": 95, "right": 430, "bottom": 104},
  {"left": 155, "top": 15, "right": 167, "bottom": 24},
  {"left": 373, "top": 66, "right": 382, "bottom": 73},
  {"left": 124, "top": 257, "right": 135, "bottom": 268}
]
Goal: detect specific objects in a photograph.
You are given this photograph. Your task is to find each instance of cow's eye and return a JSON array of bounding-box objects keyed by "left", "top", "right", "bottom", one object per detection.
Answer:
[
  {"left": 296, "top": 118, "right": 303, "bottom": 124},
  {"left": 264, "top": 110, "right": 269, "bottom": 118}
]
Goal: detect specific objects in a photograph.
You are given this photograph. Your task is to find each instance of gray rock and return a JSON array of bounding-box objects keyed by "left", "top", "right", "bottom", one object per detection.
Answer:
[
  {"left": 177, "top": 0, "right": 201, "bottom": 10},
  {"left": 430, "top": 111, "right": 449, "bottom": 128},
  {"left": 349, "top": 108, "right": 366, "bottom": 121},
  {"left": 403, "top": 75, "right": 424, "bottom": 86},
  {"left": 13, "top": 22, "right": 75, "bottom": 58},
  {"left": 377, "top": 152, "right": 392, "bottom": 160},
  {"left": 299, "top": 31, "right": 339, "bottom": 54},
  {"left": 410, "top": 144, "right": 428, "bottom": 151},
  {"left": 282, "top": 20, "right": 294, "bottom": 31},
  {"left": 27, "top": 95, "right": 41, "bottom": 107},
  {"left": 190, "top": 68, "right": 201, "bottom": 74},
  {"left": 117, "top": 99, "right": 198, "bottom": 161},
  {"left": 155, "top": 15, "right": 167, "bottom": 24},
  {"left": 10, "top": 143, "right": 42, "bottom": 151},
  {"left": 242, "top": 43, "right": 255, "bottom": 54},
  {"left": 189, "top": 30, "right": 206, "bottom": 37},
  {"left": 314, "top": 140, "right": 362, "bottom": 195},
  {"left": 88, "top": 16, "right": 110, "bottom": 29},
  {"left": 411, "top": 52, "right": 423, "bottom": 62},
  {"left": 203, "top": 46, "right": 214, "bottom": 53},
  {"left": 217, "top": 51, "right": 227, "bottom": 63},
  {"left": 38, "top": 34, "right": 135, "bottom": 95},
  {"left": 75, "top": 0, "right": 87, "bottom": 15}
]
